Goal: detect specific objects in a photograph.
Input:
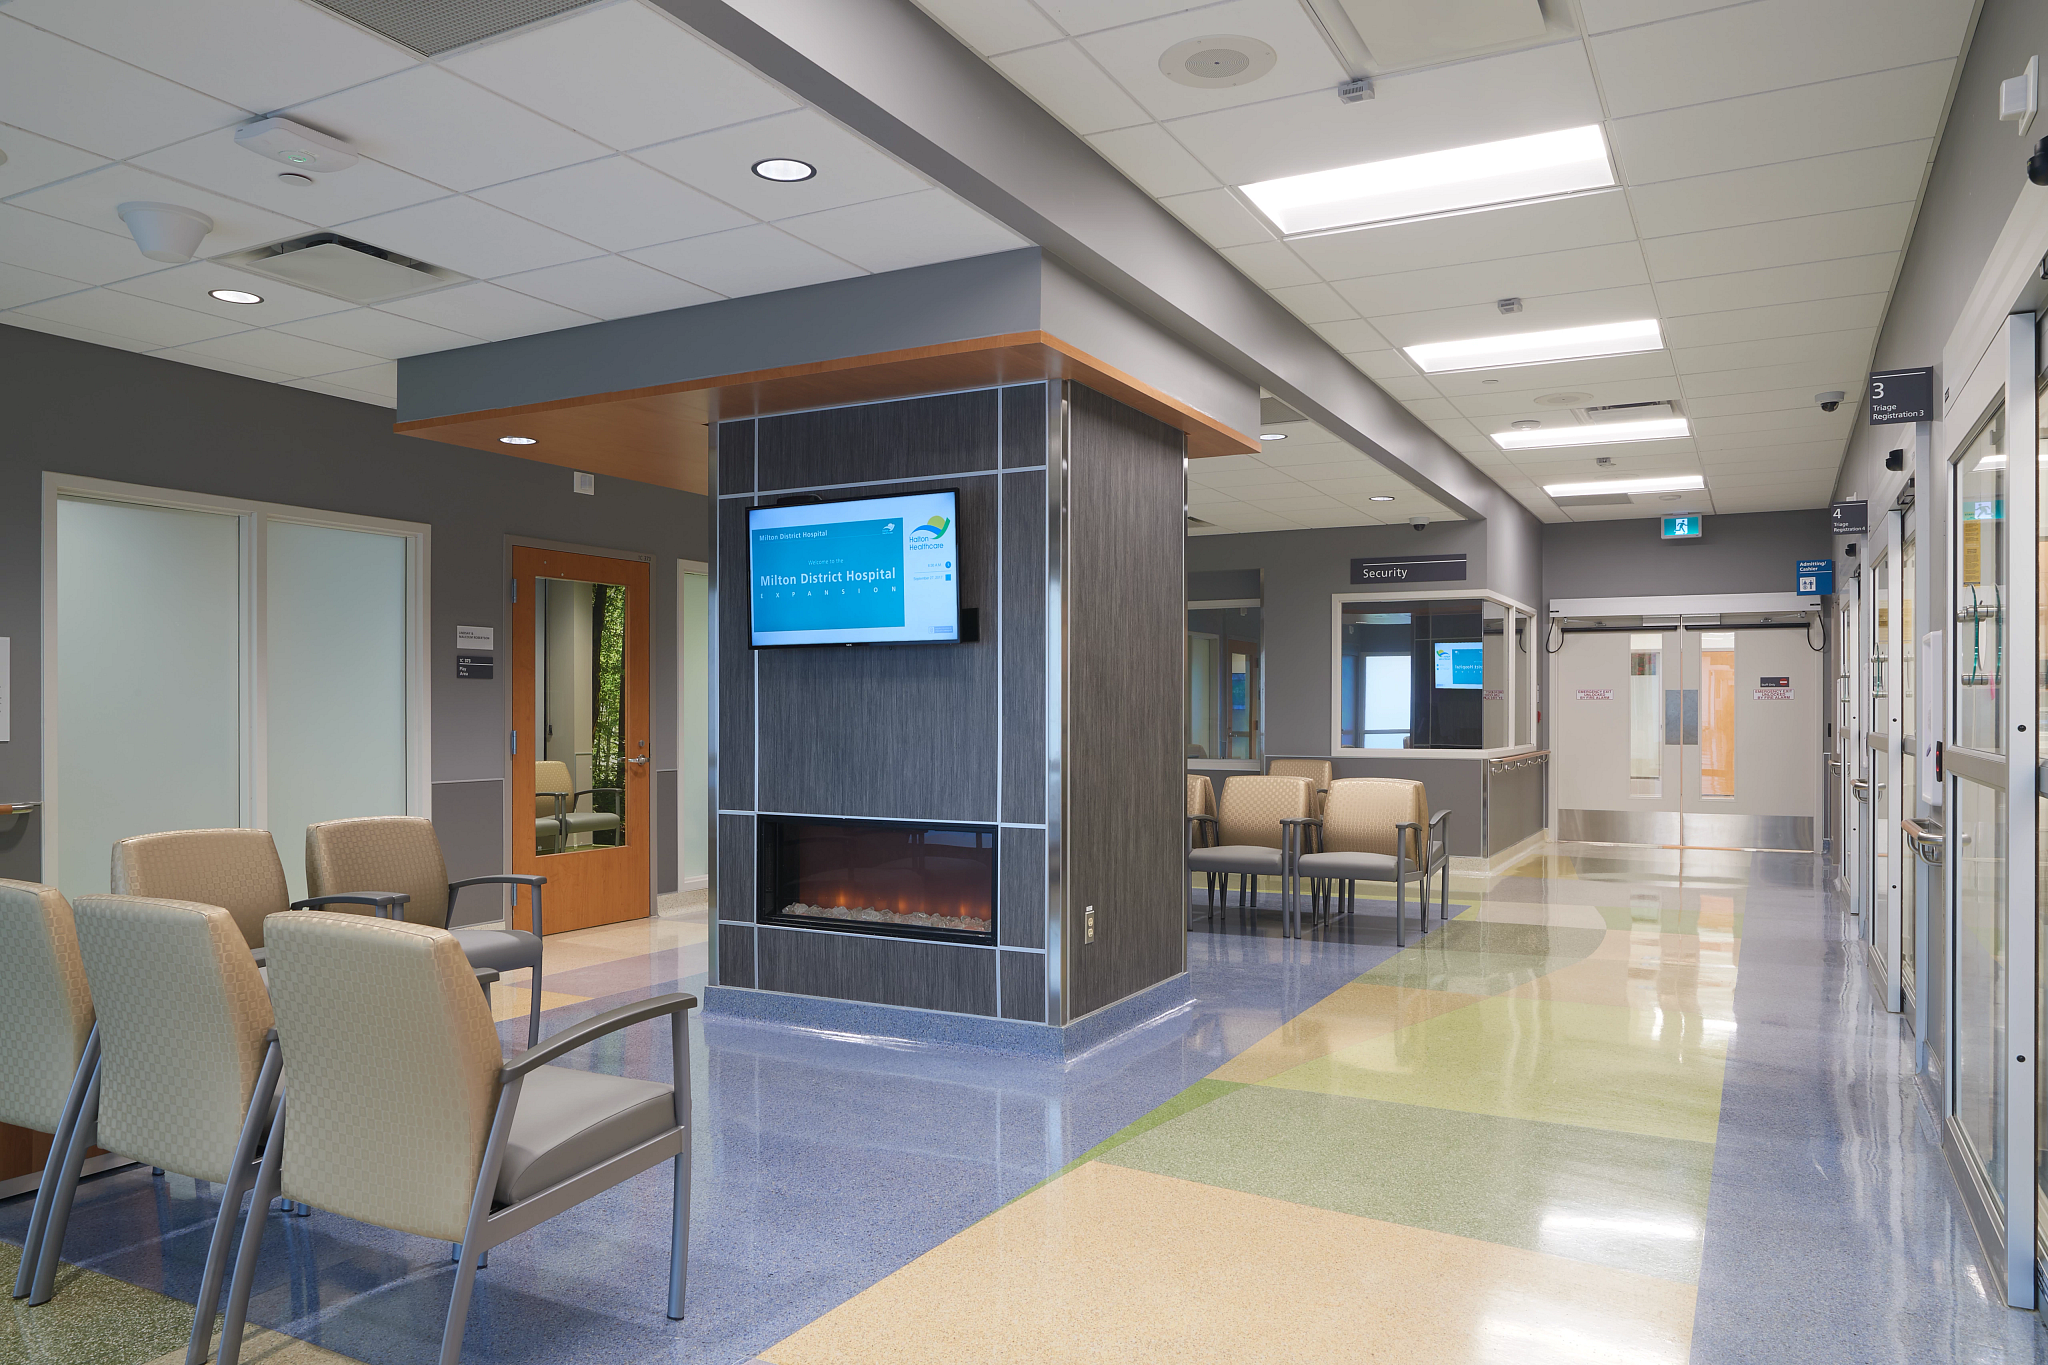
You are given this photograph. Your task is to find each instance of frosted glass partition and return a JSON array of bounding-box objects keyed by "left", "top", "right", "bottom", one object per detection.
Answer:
[
  {"left": 267, "top": 521, "right": 408, "bottom": 900},
  {"left": 682, "top": 570, "right": 709, "bottom": 884},
  {"left": 57, "top": 498, "right": 242, "bottom": 898}
]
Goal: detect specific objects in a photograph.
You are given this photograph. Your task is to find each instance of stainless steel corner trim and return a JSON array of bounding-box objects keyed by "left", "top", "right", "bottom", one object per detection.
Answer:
[
  {"left": 1044, "top": 381, "right": 1069, "bottom": 1028},
  {"left": 707, "top": 423, "right": 722, "bottom": 979}
]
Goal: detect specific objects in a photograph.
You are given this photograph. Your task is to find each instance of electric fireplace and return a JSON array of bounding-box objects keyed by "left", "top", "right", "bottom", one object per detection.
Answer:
[{"left": 757, "top": 815, "right": 997, "bottom": 943}]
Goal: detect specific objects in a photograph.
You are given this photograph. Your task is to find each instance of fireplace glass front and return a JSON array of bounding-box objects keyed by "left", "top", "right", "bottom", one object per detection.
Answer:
[{"left": 757, "top": 816, "right": 996, "bottom": 943}]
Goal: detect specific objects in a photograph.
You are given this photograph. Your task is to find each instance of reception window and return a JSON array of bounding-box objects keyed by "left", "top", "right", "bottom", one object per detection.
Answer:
[{"left": 1334, "top": 592, "right": 1535, "bottom": 753}]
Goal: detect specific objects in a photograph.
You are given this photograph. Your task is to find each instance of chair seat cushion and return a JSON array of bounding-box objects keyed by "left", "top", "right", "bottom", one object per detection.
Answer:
[
  {"left": 1187, "top": 845, "right": 1283, "bottom": 875},
  {"left": 1297, "top": 851, "right": 1404, "bottom": 881},
  {"left": 450, "top": 927, "right": 542, "bottom": 972},
  {"left": 496, "top": 1065, "right": 677, "bottom": 1205},
  {"left": 560, "top": 812, "right": 622, "bottom": 835}
]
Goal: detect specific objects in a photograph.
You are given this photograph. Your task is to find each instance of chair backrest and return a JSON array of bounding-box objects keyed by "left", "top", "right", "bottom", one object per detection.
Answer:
[
  {"left": 0, "top": 880, "right": 95, "bottom": 1133},
  {"left": 110, "top": 828, "right": 288, "bottom": 950},
  {"left": 1185, "top": 774, "right": 1216, "bottom": 820},
  {"left": 535, "top": 760, "right": 574, "bottom": 817},
  {"left": 1321, "top": 778, "right": 1427, "bottom": 863},
  {"left": 264, "top": 911, "right": 504, "bottom": 1243},
  {"left": 305, "top": 816, "right": 451, "bottom": 928},
  {"left": 1268, "top": 758, "right": 1334, "bottom": 815},
  {"left": 1216, "top": 775, "right": 1313, "bottom": 849},
  {"left": 71, "top": 895, "right": 274, "bottom": 1184}
]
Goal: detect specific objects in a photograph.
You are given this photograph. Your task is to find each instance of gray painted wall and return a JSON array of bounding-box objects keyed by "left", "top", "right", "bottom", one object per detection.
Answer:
[
  {"left": 1541, "top": 511, "right": 1832, "bottom": 601},
  {"left": 0, "top": 325, "right": 708, "bottom": 905}
]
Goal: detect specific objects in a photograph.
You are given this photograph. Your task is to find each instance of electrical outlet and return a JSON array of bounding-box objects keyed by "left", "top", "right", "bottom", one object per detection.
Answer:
[{"left": 1084, "top": 906, "right": 1095, "bottom": 944}]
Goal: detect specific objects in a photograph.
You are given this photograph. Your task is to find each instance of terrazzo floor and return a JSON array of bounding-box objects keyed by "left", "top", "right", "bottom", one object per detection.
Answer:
[{"left": 6, "top": 848, "right": 2045, "bottom": 1364}]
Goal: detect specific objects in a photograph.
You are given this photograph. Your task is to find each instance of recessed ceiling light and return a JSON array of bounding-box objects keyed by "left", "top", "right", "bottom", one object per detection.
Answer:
[
  {"left": 499, "top": 436, "right": 538, "bottom": 445},
  {"left": 1542, "top": 474, "right": 1704, "bottom": 498},
  {"left": 1259, "top": 432, "right": 1287, "bottom": 440},
  {"left": 1405, "top": 319, "right": 1663, "bottom": 375},
  {"left": 208, "top": 288, "right": 263, "bottom": 305},
  {"left": 1239, "top": 124, "right": 1615, "bottom": 238},
  {"left": 752, "top": 158, "right": 816, "bottom": 182},
  {"left": 1369, "top": 495, "right": 1396, "bottom": 501},
  {"left": 1493, "top": 417, "right": 1690, "bottom": 450}
]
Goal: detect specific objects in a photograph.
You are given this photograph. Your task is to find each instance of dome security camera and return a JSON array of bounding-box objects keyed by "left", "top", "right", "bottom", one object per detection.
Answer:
[
  {"left": 1816, "top": 390, "right": 1846, "bottom": 413},
  {"left": 1409, "top": 515, "right": 1429, "bottom": 532}
]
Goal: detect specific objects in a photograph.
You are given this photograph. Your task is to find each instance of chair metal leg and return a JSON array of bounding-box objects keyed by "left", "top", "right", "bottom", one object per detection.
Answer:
[
  {"left": 1394, "top": 875, "right": 1405, "bottom": 947},
  {"left": 1440, "top": 860, "right": 1450, "bottom": 924},
  {"left": 217, "top": 1097, "right": 287, "bottom": 1365},
  {"left": 15, "top": 1026, "right": 98, "bottom": 1300},
  {"left": 668, "top": 1008, "right": 691, "bottom": 1320},
  {"left": 27, "top": 1058, "right": 101, "bottom": 1306},
  {"left": 186, "top": 1040, "right": 282, "bottom": 1365},
  {"left": 526, "top": 958, "right": 544, "bottom": 1049}
]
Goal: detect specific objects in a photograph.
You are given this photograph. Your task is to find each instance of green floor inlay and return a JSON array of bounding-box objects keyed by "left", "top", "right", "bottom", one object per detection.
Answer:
[
  {"left": 0, "top": 1242, "right": 202, "bottom": 1365},
  {"left": 1006, "top": 1079, "right": 1245, "bottom": 1207}
]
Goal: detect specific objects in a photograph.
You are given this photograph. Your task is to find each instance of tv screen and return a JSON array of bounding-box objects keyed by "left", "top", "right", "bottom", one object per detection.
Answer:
[
  {"left": 748, "top": 489, "right": 959, "bottom": 648},
  {"left": 1432, "top": 641, "right": 1483, "bottom": 689}
]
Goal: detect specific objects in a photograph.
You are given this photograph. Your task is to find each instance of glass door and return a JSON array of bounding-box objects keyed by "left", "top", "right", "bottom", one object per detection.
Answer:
[
  {"left": 1869, "top": 517, "right": 1906, "bottom": 1012},
  {"left": 1901, "top": 530, "right": 1918, "bottom": 1010}
]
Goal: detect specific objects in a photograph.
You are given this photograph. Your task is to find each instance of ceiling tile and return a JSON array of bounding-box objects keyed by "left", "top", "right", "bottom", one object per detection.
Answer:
[
  {"left": 285, "top": 373, "right": 395, "bottom": 407},
  {"left": 1695, "top": 424, "right": 1853, "bottom": 452},
  {"left": 0, "top": 123, "right": 109, "bottom": 198},
  {"left": 473, "top": 156, "right": 752, "bottom": 253},
  {"left": 1698, "top": 444, "right": 1844, "bottom": 469},
  {"left": 173, "top": 326, "right": 382, "bottom": 378},
  {"left": 1589, "top": 0, "right": 1974, "bottom": 118},
  {"left": 1683, "top": 385, "right": 1847, "bottom": 419},
  {"left": 990, "top": 42, "right": 1153, "bottom": 135},
  {"left": 1693, "top": 406, "right": 1855, "bottom": 438},
  {"left": 1074, "top": 0, "right": 1345, "bottom": 123},
  {"left": 912, "top": 0, "right": 1065, "bottom": 53},
  {"left": 1034, "top": 0, "right": 1212, "bottom": 37},
  {"left": 1376, "top": 375, "right": 1442, "bottom": 402},
  {"left": 1654, "top": 253, "right": 1898, "bottom": 317},
  {"left": 1609, "top": 62, "right": 1956, "bottom": 185},
  {"left": 14, "top": 287, "right": 249, "bottom": 347},
  {"left": 1268, "top": 282, "right": 1357, "bottom": 323},
  {"left": 1157, "top": 188, "right": 1274, "bottom": 248},
  {"left": 1086, "top": 125, "right": 1219, "bottom": 197},
  {"left": 1164, "top": 42, "right": 1603, "bottom": 185},
  {"left": 1662, "top": 294, "right": 1888, "bottom": 349},
  {"left": 2, "top": 311, "right": 157, "bottom": 353},
  {"left": 10, "top": 163, "right": 314, "bottom": 256},
  {"left": 6, "top": 0, "right": 415, "bottom": 113},
  {"left": 1681, "top": 359, "right": 1865, "bottom": 399},
  {"left": 1449, "top": 373, "right": 1678, "bottom": 418},
  {"left": 1219, "top": 241, "right": 1321, "bottom": 290},
  {"left": 307, "top": 362, "right": 397, "bottom": 401},
  {"left": 776, "top": 190, "right": 1024, "bottom": 274},
  {"left": 1331, "top": 242, "right": 1649, "bottom": 314},
  {"left": 154, "top": 346, "right": 300, "bottom": 384},
  {"left": 1673, "top": 327, "right": 1875, "bottom": 378},
  {"left": 1578, "top": 0, "right": 1732, "bottom": 30},
  {"left": 108, "top": 261, "right": 355, "bottom": 325},
  {"left": 1292, "top": 190, "right": 1638, "bottom": 280},
  {"left": 286, "top": 65, "right": 607, "bottom": 192},
  {"left": 0, "top": 17, "right": 241, "bottom": 159},
  {"left": 628, "top": 223, "right": 864, "bottom": 298},
  {"left": 1643, "top": 203, "right": 1915, "bottom": 283},
  {"left": 635, "top": 108, "right": 930, "bottom": 220},
  {"left": 134, "top": 128, "right": 449, "bottom": 225},
  {"left": 443, "top": 2, "right": 796, "bottom": 151},
  {"left": 378, "top": 281, "right": 595, "bottom": 341},
  {"left": 1403, "top": 396, "right": 1463, "bottom": 421},
  {"left": 496, "top": 254, "right": 722, "bottom": 319},
  {"left": 1367, "top": 284, "right": 1661, "bottom": 347},
  {"left": 0, "top": 260, "right": 84, "bottom": 309},
  {"left": 1344, "top": 348, "right": 1417, "bottom": 380},
  {"left": 1627, "top": 142, "right": 1930, "bottom": 239},
  {"left": 273, "top": 307, "right": 480, "bottom": 359},
  {"left": 342, "top": 196, "right": 600, "bottom": 279},
  {"left": 1310, "top": 318, "right": 1391, "bottom": 352},
  {"left": 0, "top": 205, "right": 162, "bottom": 285}
]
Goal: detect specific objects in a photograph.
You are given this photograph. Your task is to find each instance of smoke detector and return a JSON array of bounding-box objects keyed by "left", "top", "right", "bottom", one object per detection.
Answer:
[
  {"left": 1534, "top": 391, "right": 1594, "bottom": 407},
  {"left": 235, "top": 117, "right": 359, "bottom": 173},
  {"left": 216, "top": 231, "right": 464, "bottom": 304},
  {"left": 1160, "top": 35, "right": 1277, "bottom": 87}
]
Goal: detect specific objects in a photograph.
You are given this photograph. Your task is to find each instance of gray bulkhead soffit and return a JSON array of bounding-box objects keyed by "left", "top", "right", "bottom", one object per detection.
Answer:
[
  {"left": 307, "top": 0, "right": 601, "bottom": 56},
  {"left": 652, "top": 0, "right": 1519, "bottom": 524}
]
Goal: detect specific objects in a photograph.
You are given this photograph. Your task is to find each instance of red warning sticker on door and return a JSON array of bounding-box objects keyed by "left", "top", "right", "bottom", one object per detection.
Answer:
[
  {"left": 1753, "top": 687, "right": 1794, "bottom": 700},
  {"left": 1575, "top": 688, "right": 1614, "bottom": 701}
]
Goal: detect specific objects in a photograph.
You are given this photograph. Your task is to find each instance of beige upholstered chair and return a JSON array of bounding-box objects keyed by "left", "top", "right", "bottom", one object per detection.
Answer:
[
  {"left": 1185, "top": 774, "right": 1220, "bottom": 909},
  {"left": 111, "top": 829, "right": 293, "bottom": 954},
  {"left": 1267, "top": 758, "right": 1334, "bottom": 816},
  {"left": 1, "top": 880, "right": 98, "bottom": 1303},
  {"left": 305, "top": 816, "right": 547, "bottom": 1046},
  {"left": 27, "top": 895, "right": 283, "bottom": 1343},
  {"left": 1294, "top": 778, "right": 1450, "bottom": 945},
  {"left": 535, "top": 759, "right": 622, "bottom": 853},
  {"left": 1186, "top": 775, "right": 1315, "bottom": 932},
  {"left": 217, "top": 913, "right": 695, "bottom": 1365}
]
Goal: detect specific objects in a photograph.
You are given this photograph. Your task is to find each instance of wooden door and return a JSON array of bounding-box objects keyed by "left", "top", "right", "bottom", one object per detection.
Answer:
[{"left": 511, "top": 546, "right": 651, "bottom": 933}]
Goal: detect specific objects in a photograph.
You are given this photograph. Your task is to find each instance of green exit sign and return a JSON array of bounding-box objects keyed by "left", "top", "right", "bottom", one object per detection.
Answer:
[{"left": 1661, "top": 514, "right": 1703, "bottom": 540}]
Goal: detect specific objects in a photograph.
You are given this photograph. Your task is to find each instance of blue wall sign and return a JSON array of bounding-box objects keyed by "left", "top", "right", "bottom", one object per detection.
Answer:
[
  {"left": 1796, "top": 559, "right": 1834, "bottom": 595},
  {"left": 1661, "top": 514, "right": 1702, "bottom": 540}
]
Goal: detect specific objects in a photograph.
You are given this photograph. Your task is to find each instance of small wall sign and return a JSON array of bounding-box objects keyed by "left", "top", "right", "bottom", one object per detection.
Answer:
[
  {"left": 455, "top": 654, "right": 495, "bottom": 680},
  {"left": 1796, "top": 559, "right": 1833, "bottom": 594},
  {"left": 1575, "top": 688, "right": 1613, "bottom": 701},
  {"left": 1754, "top": 687, "right": 1794, "bottom": 700},
  {"left": 1660, "top": 514, "right": 1702, "bottom": 540},
  {"left": 1829, "top": 501, "right": 1868, "bottom": 535},
  {"left": 1868, "top": 367, "right": 1934, "bottom": 425},
  {"left": 1350, "top": 553, "right": 1466, "bottom": 585},
  {"left": 457, "top": 625, "right": 495, "bottom": 651},
  {"left": 1759, "top": 676, "right": 1790, "bottom": 688}
]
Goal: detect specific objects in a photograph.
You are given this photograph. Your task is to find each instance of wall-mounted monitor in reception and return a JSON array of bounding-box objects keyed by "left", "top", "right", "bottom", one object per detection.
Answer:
[
  {"left": 1432, "top": 641, "right": 1483, "bottom": 689},
  {"left": 749, "top": 489, "right": 960, "bottom": 648}
]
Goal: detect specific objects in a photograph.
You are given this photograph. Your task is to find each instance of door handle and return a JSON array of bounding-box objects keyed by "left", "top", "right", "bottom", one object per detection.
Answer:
[{"left": 628, "top": 756, "right": 649, "bottom": 766}]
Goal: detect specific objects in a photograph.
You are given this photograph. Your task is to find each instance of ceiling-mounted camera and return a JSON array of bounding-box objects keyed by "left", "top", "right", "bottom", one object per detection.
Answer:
[
  {"left": 1816, "top": 390, "right": 1845, "bottom": 413},
  {"left": 1409, "top": 515, "right": 1429, "bottom": 532},
  {"left": 2030, "top": 135, "right": 2048, "bottom": 187}
]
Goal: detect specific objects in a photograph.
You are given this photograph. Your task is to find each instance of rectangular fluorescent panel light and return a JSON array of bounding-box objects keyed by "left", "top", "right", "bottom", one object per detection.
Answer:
[
  {"left": 1493, "top": 417, "right": 1690, "bottom": 450},
  {"left": 1541, "top": 474, "right": 1705, "bottom": 498},
  {"left": 1406, "top": 319, "right": 1663, "bottom": 374},
  {"left": 1240, "top": 124, "right": 1615, "bottom": 237}
]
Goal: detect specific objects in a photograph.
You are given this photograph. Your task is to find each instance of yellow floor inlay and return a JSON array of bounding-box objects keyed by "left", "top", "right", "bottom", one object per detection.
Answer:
[
  {"left": 764, "top": 1163, "right": 1694, "bottom": 1365},
  {"left": 1210, "top": 980, "right": 1484, "bottom": 1084}
]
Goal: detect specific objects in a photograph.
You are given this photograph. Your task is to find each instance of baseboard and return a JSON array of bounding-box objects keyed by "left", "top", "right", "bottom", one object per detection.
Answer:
[{"left": 1451, "top": 827, "right": 1552, "bottom": 876}]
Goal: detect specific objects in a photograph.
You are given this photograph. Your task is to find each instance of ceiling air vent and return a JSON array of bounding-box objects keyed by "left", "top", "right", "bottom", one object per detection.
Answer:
[
  {"left": 218, "top": 233, "right": 466, "bottom": 305},
  {"left": 1549, "top": 493, "right": 1636, "bottom": 508},
  {"left": 1581, "top": 400, "right": 1676, "bottom": 424},
  {"left": 306, "top": 0, "right": 601, "bottom": 56}
]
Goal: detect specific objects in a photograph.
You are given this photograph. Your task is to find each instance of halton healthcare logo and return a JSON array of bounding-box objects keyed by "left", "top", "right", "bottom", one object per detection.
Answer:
[{"left": 908, "top": 514, "right": 951, "bottom": 542}]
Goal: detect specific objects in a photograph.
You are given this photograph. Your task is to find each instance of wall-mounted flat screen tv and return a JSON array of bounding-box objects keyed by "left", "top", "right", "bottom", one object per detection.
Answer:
[
  {"left": 1432, "top": 641, "right": 1483, "bottom": 689},
  {"left": 749, "top": 489, "right": 959, "bottom": 648}
]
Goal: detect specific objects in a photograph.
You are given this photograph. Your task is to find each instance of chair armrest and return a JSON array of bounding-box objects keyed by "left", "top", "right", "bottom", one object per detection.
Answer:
[
  {"left": 574, "top": 788, "right": 623, "bottom": 799},
  {"left": 1185, "top": 813, "right": 1218, "bottom": 849},
  {"left": 450, "top": 875, "right": 545, "bottom": 936},
  {"left": 290, "top": 892, "right": 410, "bottom": 919},
  {"left": 1428, "top": 809, "right": 1451, "bottom": 830},
  {"left": 503, "top": 992, "right": 698, "bottom": 1079},
  {"left": 1278, "top": 816, "right": 1323, "bottom": 856}
]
